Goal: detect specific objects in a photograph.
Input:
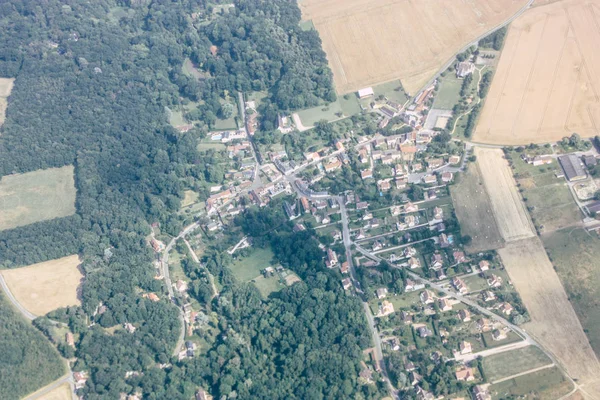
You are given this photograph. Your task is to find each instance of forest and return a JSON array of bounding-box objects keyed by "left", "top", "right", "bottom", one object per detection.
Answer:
[
  {"left": 0, "top": 292, "right": 65, "bottom": 399},
  {"left": 0, "top": 0, "right": 372, "bottom": 399}
]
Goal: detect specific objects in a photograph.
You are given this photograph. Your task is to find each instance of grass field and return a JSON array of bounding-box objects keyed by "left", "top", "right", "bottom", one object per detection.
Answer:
[
  {"left": 499, "top": 237, "right": 600, "bottom": 382},
  {"left": 0, "top": 77, "right": 14, "bottom": 127},
  {"left": 300, "top": 0, "right": 528, "bottom": 94},
  {"left": 0, "top": 255, "right": 82, "bottom": 316},
  {"left": 296, "top": 101, "right": 345, "bottom": 127},
  {"left": 230, "top": 247, "right": 276, "bottom": 283},
  {"left": 475, "top": 148, "right": 536, "bottom": 242},
  {"left": 250, "top": 275, "right": 285, "bottom": 298},
  {"left": 0, "top": 165, "right": 77, "bottom": 231},
  {"left": 474, "top": 0, "right": 600, "bottom": 145},
  {"left": 490, "top": 366, "right": 573, "bottom": 400},
  {"left": 450, "top": 163, "right": 505, "bottom": 253},
  {"left": 0, "top": 292, "right": 65, "bottom": 400},
  {"left": 544, "top": 228, "right": 600, "bottom": 357},
  {"left": 24, "top": 382, "right": 72, "bottom": 400},
  {"left": 433, "top": 76, "right": 462, "bottom": 110},
  {"left": 181, "top": 190, "right": 199, "bottom": 208},
  {"left": 482, "top": 345, "right": 552, "bottom": 382}
]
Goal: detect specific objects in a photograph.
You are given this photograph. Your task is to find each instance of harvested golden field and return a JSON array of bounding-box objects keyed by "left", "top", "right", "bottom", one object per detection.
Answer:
[
  {"left": 498, "top": 237, "right": 600, "bottom": 383},
  {"left": 0, "top": 255, "right": 83, "bottom": 316},
  {"left": 475, "top": 147, "right": 535, "bottom": 242},
  {"left": 300, "top": 0, "right": 528, "bottom": 94},
  {"left": 0, "top": 165, "right": 77, "bottom": 231},
  {"left": 474, "top": 0, "right": 600, "bottom": 145}
]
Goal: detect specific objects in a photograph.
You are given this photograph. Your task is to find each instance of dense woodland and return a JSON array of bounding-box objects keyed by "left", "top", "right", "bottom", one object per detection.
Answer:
[
  {"left": 0, "top": 293, "right": 65, "bottom": 399},
  {"left": 0, "top": 1, "right": 377, "bottom": 399}
]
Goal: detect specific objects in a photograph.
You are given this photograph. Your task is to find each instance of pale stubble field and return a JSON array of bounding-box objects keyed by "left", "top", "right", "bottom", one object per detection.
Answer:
[
  {"left": 474, "top": 0, "right": 600, "bottom": 144},
  {"left": 300, "top": 0, "right": 528, "bottom": 94}
]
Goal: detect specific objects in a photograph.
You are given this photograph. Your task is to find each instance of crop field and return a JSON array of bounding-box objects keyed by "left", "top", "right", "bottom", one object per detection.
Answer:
[
  {"left": 482, "top": 345, "right": 552, "bottom": 382},
  {"left": 490, "top": 366, "right": 573, "bottom": 399},
  {"left": 475, "top": 148, "right": 535, "bottom": 242},
  {"left": 544, "top": 228, "right": 600, "bottom": 357},
  {"left": 299, "top": 0, "right": 528, "bottom": 94},
  {"left": 0, "top": 77, "right": 14, "bottom": 127},
  {"left": 450, "top": 163, "right": 504, "bottom": 253},
  {"left": 0, "top": 255, "right": 82, "bottom": 316},
  {"left": 474, "top": 0, "right": 600, "bottom": 145},
  {"left": 0, "top": 165, "right": 77, "bottom": 232},
  {"left": 498, "top": 237, "right": 600, "bottom": 382}
]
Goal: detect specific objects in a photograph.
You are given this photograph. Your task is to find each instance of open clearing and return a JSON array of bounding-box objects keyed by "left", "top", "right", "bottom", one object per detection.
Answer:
[
  {"left": 0, "top": 165, "right": 77, "bottom": 231},
  {"left": 299, "top": 0, "right": 528, "bottom": 94},
  {"left": 25, "top": 382, "right": 72, "bottom": 400},
  {"left": 450, "top": 163, "right": 505, "bottom": 253},
  {"left": 475, "top": 148, "right": 535, "bottom": 242},
  {"left": 544, "top": 228, "right": 600, "bottom": 357},
  {"left": 0, "top": 255, "right": 83, "bottom": 316},
  {"left": 498, "top": 237, "right": 600, "bottom": 382},
  {"left": 490, "top": 366, "right": 573, "bottom": 399},
  {"left": 0, "top": 77, "right": 14, "bottom": 127},
  {"left": 482, "top": 345, "right": 552, "bottom": 382},
  {"left": 230, "top": 247, "right": 275, "bottom": 283},
  {"left": 474, "top": 0, "right": 600, "bottom": 144}
]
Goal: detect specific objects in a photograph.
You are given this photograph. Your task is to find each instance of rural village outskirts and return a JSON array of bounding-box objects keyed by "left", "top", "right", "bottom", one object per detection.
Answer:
[{"left": 1, "top": 1, "right": 600, "bottom": 400}]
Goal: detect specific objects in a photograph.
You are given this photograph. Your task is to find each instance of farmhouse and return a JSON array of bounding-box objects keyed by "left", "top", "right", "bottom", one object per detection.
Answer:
[
  {"left": 455, "top": 367, "right": 475, "bottom": 382},
  {"left": 357, "top": 87, "right": 374, "bottom": 99},
  {"left": 456, "top": 61, "right": 475, "bottom": 78},
  {"left": 558, "top": 155, "right": 587, "bottom": 182},
  {"left": 458, "top": 309, "right": 471, "bottom": 322},
  {"left": 420, "top": 290, "right": 435, "bottom": 304},
  {"left": 379, "top": 300, "right": 395, "bottom": 316}
]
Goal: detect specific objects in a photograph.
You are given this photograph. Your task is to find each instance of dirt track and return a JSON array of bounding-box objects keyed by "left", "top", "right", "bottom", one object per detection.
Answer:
[
  {"left": 474, "top": 0, "right": 600, "bottom": 145},
  {"left": 300, "top": 0, "right": 528, "bottom": 94}
]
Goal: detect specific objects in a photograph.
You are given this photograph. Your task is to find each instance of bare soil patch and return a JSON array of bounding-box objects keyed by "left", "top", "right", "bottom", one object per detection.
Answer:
[
  {"left": 498, "top": 237, "right": 600, "bottom": 382},
  {"left": 474, "top": 0, "right": 600, "bottom": 145},
  {"left": 0, "top": 77, "right": 14, "bottom": 126},
  {"left": 1, "top": 255, "right": 83, "bottom": 316},
  {"left": 450, "top": 163, "right": 505, "bottom": 253},
  {"left": 0, "top": 165, "right": 77, "bottom": 231},
  {"left": 300, "top": 0, "right": 528, "bottom": 94},
  {"left": 475, "top": 147, "right": 536, "bottom": 242}
]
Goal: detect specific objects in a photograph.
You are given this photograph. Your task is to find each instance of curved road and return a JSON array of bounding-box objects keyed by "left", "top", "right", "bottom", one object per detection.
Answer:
[{"left": 0, "top": 273, "right": 37, "bottom": 320}]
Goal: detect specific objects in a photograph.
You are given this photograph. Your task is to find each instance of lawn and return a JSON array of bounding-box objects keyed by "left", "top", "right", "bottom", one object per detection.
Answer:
[
  {"left": 482, "top": 345, "right": 552, "bottom": 382},
  {"left": 524, "top": 183, "right": 581, "bottom": 232},
  {"left": 197, "top": 140, "right": 226, "bottom": 151},
  {"left": 372, "top": 80, "right": 410, "bottom": 104},
  {"left": 490, "top": 366, "right": 572, "bottom": 399},
  {"left": 250, "top": 275, "right": 285, "bottom": 298},
  {"left": 299, "top": 20, "right": 315, "bottom": 31},
  {"left": 0, "top": 165, "right": 77, "bottom": 231},
  {"left": 368, "top": 291, "right": 422, "bottom": 314},
  {"left": 433, "top": 75, "right": 462, "bottom": 110},
  {"left": 543, "top": 228, "right": 600, "bottom": 357},
  {"left": 296, "top": 100, "right": 344, "bottom": 127},
  {"left": 181, "top": 190, "right": 199, "bottom": 208},
  {"left": 482, "top": 330, "right": 522, "bottom": 349},
  {"left": 229, "top": 247, "right": 276, "bottom": 282}
]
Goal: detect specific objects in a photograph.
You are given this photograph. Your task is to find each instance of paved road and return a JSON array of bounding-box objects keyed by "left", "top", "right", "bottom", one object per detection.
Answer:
[
  {"left": 351, "top": 241, "right": 577, "bottom": 389},
  {"left": 184, "top": 238, "right": 218, "bottom": 298},
  {"left": 337, "top": 197, "right": 398, "bottom": 399},
  {"left": 162, "top": 221, "right": 200, "bottom": 356},
  {"left": 453, "top": 339, "right": 531, "bottom": 363},
  {"left": 0, "top": 273, "right": 37, "bottom": 320}
]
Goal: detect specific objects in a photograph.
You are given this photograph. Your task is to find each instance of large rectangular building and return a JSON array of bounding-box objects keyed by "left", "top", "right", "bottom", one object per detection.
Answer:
[{"left": 558, "top": 155, "right": 587, "bottom": 182}]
